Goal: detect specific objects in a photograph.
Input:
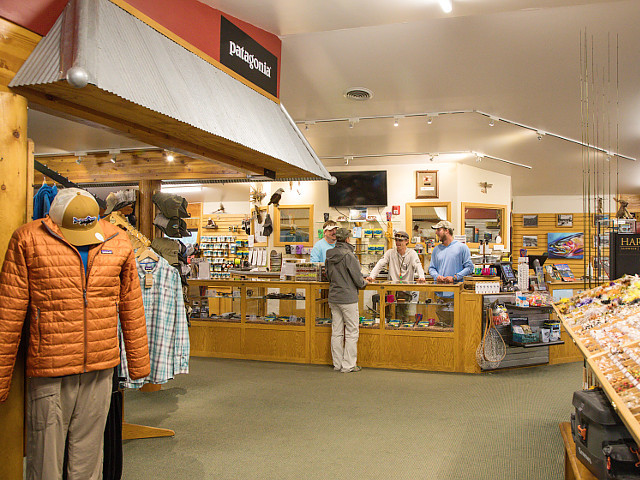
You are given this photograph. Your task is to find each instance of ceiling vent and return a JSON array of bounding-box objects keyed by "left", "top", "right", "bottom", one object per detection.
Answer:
[{"left": 344, "top": 87, "right": 373, "bottom": 101}]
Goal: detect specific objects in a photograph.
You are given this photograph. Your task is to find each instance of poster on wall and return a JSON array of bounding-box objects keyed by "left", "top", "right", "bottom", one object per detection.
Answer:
[
  {"left": 522, "top": 235, "right": 538, "bottom": 247},
  {"left": 548, "top": 232, "right": 584, "bottom": 259}
]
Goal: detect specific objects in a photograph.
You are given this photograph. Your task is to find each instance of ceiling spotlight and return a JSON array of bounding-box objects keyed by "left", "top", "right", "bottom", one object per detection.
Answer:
[
  {"left": 164, "top": 151, "right": 175, "bottom": 161},
  {"left": 110, "top": 157, "right": 116, "bottom": 164},
  {"left": 348, "top": 118, "right": 359, "bottom": 129},
  {"left": 489, "top": 116, "right": 497, "bottom": 127},
  {"left": 393, "top": 116, "right": 400, "bottom": 127},
  {"left": 476, "top": 153, "right": 483, "bottom": 163},
  {"left": 439, "top": 0, "right": 453, "bottom": 14},
  {"left": 427, "top": 116, "right": 433, "bottom": 125},
  {"left": 76, "top": 157, "right": 82, "bottom": 164},
  {"left": 108, "top": 149, "right": 118, "bottom": 164},
  {"left": 536, "top": 131, "right": 545, "bottom": 141},
  {"left": 429, "top": 155, "right": 434, "bottom": 162}
]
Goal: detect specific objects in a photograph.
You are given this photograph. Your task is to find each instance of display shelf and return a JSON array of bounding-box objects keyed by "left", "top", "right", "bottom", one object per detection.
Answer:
[
  {"left": 504, "top": 303, "right": 554, "bottom": 312},
  {"left": 511, "top": 340, "right": 565, "bottom": 348}
]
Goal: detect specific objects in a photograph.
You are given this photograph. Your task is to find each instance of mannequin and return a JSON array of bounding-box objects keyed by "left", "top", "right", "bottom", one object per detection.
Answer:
[{"left": 0, "top": 188, "right": 150, "bottom": 480}]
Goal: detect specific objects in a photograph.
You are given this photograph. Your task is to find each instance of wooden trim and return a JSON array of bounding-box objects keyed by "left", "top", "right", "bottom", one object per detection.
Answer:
[
  {"left": 415, "top": 170, "right": 439, "bottom": 199},
  {"left": 273, "top": 204, "right": 314, "bottom": 247},
  {"left": 461, "top": 202, "right": 507, "bottom": 248},
  {"left": 405, "top": 201, "right": 451, "bottom": 245},
  {"left": 109, "top": 0, "right": 280, "bottom": 104}
]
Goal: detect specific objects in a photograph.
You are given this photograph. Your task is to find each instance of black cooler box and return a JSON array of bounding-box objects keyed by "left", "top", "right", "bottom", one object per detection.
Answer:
[{"left": 571, "top": 388, "right": 640, "bottom": 479}]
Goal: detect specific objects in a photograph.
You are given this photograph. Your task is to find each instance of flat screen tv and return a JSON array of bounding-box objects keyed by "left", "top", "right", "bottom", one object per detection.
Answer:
[{"left": 328, "top": 170, "right": 388, "bottom": 207}]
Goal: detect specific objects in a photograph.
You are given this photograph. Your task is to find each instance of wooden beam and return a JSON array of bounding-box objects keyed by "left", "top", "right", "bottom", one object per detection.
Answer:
[
  {"left": 34, "top": 151, "right": 246, "bottom": 183},
  {"left": 14, "top": 83, "right": 318, "bottom": 179},
  {"left": 0, "top": 91, "right": 28, "bottom": 480},
  {"left": 0, "top": 17, "right": 40, "bottom": 91}
]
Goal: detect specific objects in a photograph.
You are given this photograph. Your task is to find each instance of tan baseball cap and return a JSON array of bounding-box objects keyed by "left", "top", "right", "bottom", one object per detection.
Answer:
[
  {"left": 49, "top": 188, "right": 105, "bottom": 246},
  {"left": 432, "top": 220, "right": 454, "bottom": 231}
]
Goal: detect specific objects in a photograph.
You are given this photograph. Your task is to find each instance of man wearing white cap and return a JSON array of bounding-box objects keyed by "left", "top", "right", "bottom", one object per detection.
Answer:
[
  {"left": 429, "top": 220, "right": 474, "bottom": 283},
  {"left": 310, "top": 220, "right": 338, "bottom": 263}
]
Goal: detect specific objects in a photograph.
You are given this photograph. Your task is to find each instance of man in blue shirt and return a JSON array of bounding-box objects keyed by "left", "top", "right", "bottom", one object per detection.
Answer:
[
  {"left": 428, "top": 220, "right": 474, "bottom": 283},
  {"left": 310, "top": 221, "right": 338, "bottom": 263}
]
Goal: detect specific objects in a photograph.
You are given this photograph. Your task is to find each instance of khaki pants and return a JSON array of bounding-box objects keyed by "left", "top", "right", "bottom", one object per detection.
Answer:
[
  {"left": 26, "top": 369, "right": 113, "bottom": 480},
  {"left": 329, "top": 302, "right": 359, "bottom": 371}
]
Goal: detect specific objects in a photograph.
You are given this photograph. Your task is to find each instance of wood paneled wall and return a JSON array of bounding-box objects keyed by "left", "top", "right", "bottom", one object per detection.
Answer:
[{"left": 512, "top": 213, "right": 609, "bottom": 279}]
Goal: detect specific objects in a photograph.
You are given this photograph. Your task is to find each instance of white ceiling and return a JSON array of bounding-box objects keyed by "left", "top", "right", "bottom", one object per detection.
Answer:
[{"left": 29, "top": 0, "right": 640, "bottom": 196}]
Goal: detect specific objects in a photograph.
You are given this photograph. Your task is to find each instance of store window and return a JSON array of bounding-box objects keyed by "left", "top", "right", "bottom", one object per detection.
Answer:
[
  {"left": 406, "top": 202, "right": 451, "bottom": 245},
  {"left": 274, "top": 205, "right": 314, "bottom": 246},
  {"left": 461, "top": 203, "right": 506, "bottom": 246}
]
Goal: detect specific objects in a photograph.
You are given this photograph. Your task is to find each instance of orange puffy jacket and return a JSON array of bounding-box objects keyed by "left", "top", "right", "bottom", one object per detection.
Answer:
[{"left": 0, "top": 216, "right": 150, "bottom": 402}]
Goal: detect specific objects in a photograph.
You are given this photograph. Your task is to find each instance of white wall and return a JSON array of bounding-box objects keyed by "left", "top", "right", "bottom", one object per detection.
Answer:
[{"left": 513, "top": 194, "right": 616, "bottom": 214}]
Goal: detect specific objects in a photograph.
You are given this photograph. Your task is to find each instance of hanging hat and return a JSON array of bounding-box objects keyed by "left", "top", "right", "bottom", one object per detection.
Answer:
[
  {"left": 49, "top": 188, "right": 105, "bottom": 246},
  {"left": 263, "top": 214, "right": 273, "bottom": 236},
  {"left": 152, "top": 192, "right": 190, "bottom": 219}
]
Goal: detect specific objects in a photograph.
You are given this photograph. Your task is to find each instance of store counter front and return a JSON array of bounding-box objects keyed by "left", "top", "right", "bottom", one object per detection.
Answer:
[{"left": 187, "top": 279, "right": 484, "bottom": 373}]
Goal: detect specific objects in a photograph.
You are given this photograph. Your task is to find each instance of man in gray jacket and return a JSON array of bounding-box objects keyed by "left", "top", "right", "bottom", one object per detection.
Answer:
[{"left": 325, "top": 228, "right": 369, "bottom": 372}]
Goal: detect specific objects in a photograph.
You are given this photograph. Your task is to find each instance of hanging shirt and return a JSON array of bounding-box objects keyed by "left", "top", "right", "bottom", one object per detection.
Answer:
[
  {"left": 118, "top": 255, "right": 190, "bottom": 388},
  {"left": 33, "top": 184, "right": 58, "bottom": 220}
]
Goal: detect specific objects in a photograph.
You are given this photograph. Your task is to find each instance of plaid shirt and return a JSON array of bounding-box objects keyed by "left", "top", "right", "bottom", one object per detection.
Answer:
[{"left": 119, "top": 256, "right": 189, "bottom": 388}]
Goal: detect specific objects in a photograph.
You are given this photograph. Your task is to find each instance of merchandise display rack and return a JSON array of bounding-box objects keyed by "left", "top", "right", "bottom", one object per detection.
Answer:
[
  {"left": 200, "top": 214, "right": 250, "bottom": 279},
  {"left": 554, "top": 278, "right": 640, "bottom": 445}
]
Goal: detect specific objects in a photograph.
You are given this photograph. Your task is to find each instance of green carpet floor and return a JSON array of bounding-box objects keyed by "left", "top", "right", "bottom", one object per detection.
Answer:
[{"left": 122, "top": 358, "right": 583, "bottom": 479}]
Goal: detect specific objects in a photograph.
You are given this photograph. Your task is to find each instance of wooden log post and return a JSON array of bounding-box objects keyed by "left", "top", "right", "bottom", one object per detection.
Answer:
[
  {"left": 0, "top": 92, "right": 29, "bottom": 480},
  {"left": 137, "top": 179, "right": 162, "bottom": 392},
  {"left": 138, "top": 179, "right": 161, "bottom": 243}
]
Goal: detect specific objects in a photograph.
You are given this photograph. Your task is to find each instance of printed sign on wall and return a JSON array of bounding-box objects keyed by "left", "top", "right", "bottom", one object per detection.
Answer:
[{"left": 220, "top": 16, "right": 278, "bottom": 97}]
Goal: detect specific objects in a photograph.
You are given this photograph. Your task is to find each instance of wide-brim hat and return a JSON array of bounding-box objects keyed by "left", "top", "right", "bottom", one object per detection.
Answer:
[{"left": 49, "top": 188, "right": 105, "bottom": 246}]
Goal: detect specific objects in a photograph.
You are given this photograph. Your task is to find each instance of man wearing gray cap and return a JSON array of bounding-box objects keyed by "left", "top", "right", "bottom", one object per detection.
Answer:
[
  {"left": 428, "top": 220, "right": 473, "bottom": 283},
  {"left": 366, "top": 231, "right": 426, "bottom": 322},
  {"left": 325, "top": 228, "right": 369, "bottom": 372}
]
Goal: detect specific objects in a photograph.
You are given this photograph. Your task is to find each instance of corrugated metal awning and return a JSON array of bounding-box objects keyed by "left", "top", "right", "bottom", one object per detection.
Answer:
[{"left": 9, "top": 0, "right": 330, "bottom": 181}]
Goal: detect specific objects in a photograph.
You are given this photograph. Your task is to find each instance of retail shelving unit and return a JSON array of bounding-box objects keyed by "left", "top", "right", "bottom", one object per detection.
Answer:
[{"left": 555, "top": 302, "right": 640, "bottom": 445}]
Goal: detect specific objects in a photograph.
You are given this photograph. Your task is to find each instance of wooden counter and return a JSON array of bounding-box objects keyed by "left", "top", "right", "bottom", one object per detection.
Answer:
[{"left": 188, "top": 279, "right": 483, "bottom": 373}]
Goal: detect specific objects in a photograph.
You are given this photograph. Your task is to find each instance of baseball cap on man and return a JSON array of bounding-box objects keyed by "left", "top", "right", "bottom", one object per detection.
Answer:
[
  {"left": 393, "top": 231, "right": 409, "bottom": 241},
  {"left": 335, "top": 228, "right": 351, "bottom": 242},
  {"left": 49, "top": 188, "right": 105, "bottom": 246},
  {"left": 432, "top": 220, "right": 454, "bottom": 231}
]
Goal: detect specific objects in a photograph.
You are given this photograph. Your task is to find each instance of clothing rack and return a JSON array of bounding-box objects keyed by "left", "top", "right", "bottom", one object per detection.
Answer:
[{"left": 106, "top": 212, "right": 175, "bottom": 440}]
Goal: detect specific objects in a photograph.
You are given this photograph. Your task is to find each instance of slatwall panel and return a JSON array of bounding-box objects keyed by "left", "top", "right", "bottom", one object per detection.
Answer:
[
  {"left": 200, "top": 214, "right": 249, "bottom": 242},
  {"left": 512, "top": 213, "right": 610, "bottom": 279}
]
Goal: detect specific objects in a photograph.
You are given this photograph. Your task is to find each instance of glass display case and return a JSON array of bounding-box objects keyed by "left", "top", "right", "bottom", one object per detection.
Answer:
[
  {"left": 244, "top": 284, "right": 306, "bottom": 325},
  {"left": 188, "top": 279, "right": 477, "bottom": 373}
]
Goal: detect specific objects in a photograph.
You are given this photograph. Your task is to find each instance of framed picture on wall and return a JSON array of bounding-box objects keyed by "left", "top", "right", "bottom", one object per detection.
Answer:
[
  {"left": 557, "top": 214, "right": 573, "bottom": 227},
  {"left": 548, "top": 232, "right": 584, "bottom": 259},
  {"left": 523, "top": 215, "right": 538, "bottom": 227},
  {"left": 522, "top": 235, "right": 538, "bottom": 247},
  {"left": 416, "top": 170, "right": 438, "bottom": 199}
]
